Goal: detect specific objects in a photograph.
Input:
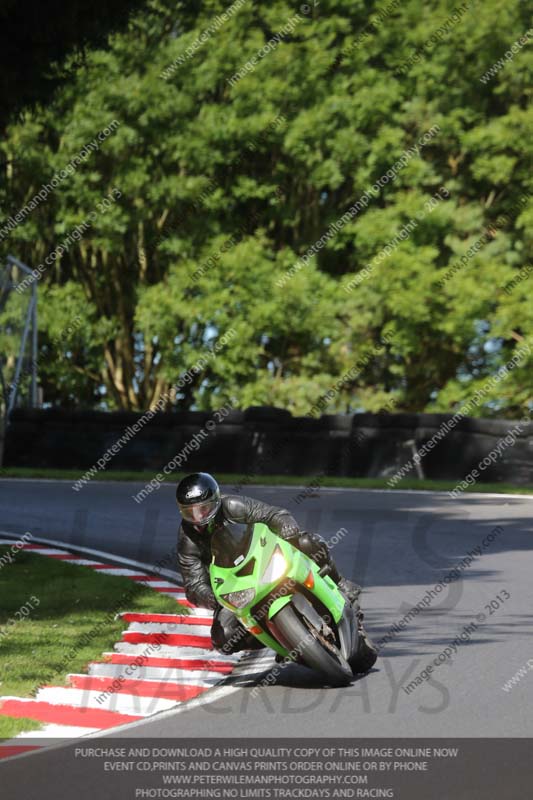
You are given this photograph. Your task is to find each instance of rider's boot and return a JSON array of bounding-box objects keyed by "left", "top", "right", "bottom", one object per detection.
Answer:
[{"left": 350, "top": 608, "right": 378, "bottom": 673}]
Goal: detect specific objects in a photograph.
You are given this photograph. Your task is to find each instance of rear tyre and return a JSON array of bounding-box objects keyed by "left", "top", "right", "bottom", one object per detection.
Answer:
[
  {"left": 270, "top": 604, "right": 353, "bottom": 687},
  {"left": 349, "top": 629, "right": 378, "bottom": 674}
]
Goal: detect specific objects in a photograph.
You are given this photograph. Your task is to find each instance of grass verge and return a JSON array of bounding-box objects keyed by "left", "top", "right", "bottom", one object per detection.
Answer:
[
  {"left": 0, "top": 466, "right": 532, "bottom": 495},
  {"left": 0, "top": 546, "right": 185, "bottom": 738}
]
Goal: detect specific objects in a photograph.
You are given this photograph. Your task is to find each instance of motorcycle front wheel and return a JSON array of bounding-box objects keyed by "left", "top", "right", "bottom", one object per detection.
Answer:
[{"left": 269, "top": 603, "right": 353, "bottom": 687}]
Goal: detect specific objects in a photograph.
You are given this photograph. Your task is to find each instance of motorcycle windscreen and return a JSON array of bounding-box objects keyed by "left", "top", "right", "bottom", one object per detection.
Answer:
[{"left": 210, "top": 521, "right": 255, "bottom": 568}]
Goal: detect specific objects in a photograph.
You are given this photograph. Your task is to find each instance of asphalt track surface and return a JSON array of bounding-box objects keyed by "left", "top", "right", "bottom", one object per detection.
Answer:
[{"left": 1, "top": 478, "right": 532, "bottom": 737}]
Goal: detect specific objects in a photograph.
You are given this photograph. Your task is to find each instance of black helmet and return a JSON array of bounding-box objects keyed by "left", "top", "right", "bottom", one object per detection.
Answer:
[{"left": 176, "top": 472, "right": 221, "bottom": 526}]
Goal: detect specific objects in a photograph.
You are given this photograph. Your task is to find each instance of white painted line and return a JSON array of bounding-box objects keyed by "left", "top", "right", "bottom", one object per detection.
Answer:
[
  {"left": 182, "top": 607, "right": 215, "bottom": 616},
  {"left": 90, "top": 650, "right": 275, "bottom": 738},
  {"left": 346, "top": 488, "right": 533, "bottom": 500},
  {"left": 91, "top": 567, "right": 148, "bottom": 577},
  {"left": 86, "top": 664, "right": 220, "bottom": 685},
  {"left": 0, "top": 531, "right": 183, "bottom": 585},
  {"left": 16, "top": 724, "right": 99, "bottom": 738},
  {"left": 2, "top": 482, "right": 533, "bottom": 500},
  {"left": 119, "top": 612, "right": 213, "bottom": 624},
  {"left": 126, "top": 622, "right": 214, "bottom": 636},
  {"left": 133, "top": 580, "right": 183, "bottom": 589},
  {"left": 111, "top": 642, "right": 216, "bottom": 659},
  {"left": 226, "top": 484, "right": 533, "bottom": 499},
  {"left": 0, "top": 527, "right": 249, "bottom": 741},
  {"left": 236, "top": 651, "right": 275, "bottom": 664},
  {"left": 1, "top": 651, "right": 265, "bottom": 754},
  {"left": 35, "top": 687, "right": 177, "bottom": 716},
  {"left": 230, "top": 654, "right": 276, "bottom": 677}
]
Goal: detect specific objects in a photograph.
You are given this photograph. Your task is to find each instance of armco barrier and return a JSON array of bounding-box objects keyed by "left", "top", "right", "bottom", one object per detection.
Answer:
[{"left": 3, "top": 406, "right": 533, "bottom": 484}]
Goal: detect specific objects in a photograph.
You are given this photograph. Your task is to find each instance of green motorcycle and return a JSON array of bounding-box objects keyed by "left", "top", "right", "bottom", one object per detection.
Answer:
[{"left": 209, "top": 521, "right": 371, "bottom": 687}]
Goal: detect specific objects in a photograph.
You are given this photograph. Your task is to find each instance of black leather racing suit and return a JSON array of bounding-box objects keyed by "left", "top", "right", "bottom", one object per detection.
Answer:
[{"left": 177, "top": 494, "right": 354, "bottom": 655}]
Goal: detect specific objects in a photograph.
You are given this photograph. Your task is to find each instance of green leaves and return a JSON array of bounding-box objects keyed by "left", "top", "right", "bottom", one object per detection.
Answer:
[{"left": 0, "top": 0, "right": 531, "bottom": 416}]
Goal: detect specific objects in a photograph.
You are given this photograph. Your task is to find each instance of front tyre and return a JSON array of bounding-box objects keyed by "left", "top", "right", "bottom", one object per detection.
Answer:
[{"left": 270, "top": 604, "right": 353, "bottom": 687}]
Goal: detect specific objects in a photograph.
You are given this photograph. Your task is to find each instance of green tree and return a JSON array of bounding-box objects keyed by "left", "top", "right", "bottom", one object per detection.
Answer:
[{"left": 0, "top": 0, "right": 531, "bottom": 417}]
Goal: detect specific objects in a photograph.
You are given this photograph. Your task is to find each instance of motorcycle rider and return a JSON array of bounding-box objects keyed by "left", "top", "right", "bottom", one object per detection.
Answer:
[{"left": 176, "top": 472, "right": 377, "bottom": 670}]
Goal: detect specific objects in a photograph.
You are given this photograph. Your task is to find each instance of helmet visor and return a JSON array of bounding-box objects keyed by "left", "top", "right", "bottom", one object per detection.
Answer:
[{"left": 179, "top": 498, "right": 220, "bottom": 526}]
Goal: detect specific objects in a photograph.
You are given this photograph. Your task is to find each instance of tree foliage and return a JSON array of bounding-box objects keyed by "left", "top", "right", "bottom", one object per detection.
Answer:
[{"left": 0, "top": 0, "right": 531, "bottom": 417}]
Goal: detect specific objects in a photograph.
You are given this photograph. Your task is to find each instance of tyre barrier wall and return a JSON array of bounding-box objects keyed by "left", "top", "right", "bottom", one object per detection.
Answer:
[{"left": 4, "top": 406, "right": 533, "bottom": 484}]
